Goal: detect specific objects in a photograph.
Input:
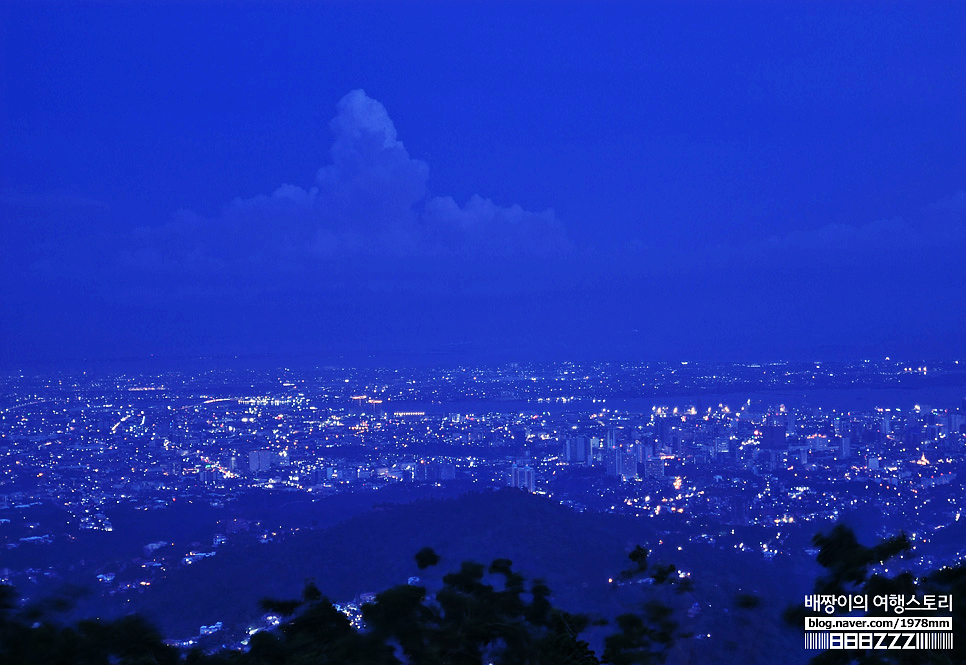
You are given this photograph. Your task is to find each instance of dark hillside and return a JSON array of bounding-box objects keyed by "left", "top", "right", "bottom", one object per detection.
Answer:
[
  {"left": 99, "top": 488, "right": 806, "bottom": 663},
  {"left": 128, "top": 489, "right": 647, "bottom": 636}
]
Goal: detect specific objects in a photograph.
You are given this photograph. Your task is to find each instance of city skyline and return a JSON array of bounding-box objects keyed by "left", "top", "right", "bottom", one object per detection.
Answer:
[{"left": 2, "top": 358, "right": 965, "bottom": 655}]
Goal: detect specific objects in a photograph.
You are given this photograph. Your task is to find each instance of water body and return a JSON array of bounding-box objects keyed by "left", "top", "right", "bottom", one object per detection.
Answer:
[{"left": 383, "top": 386, "right": 966, "bottom": 417}]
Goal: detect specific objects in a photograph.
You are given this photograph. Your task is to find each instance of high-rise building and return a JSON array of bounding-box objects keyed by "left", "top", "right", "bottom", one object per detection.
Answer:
[
  {"left": 620, "top": 448, "right": 638, "bottom": 480},
  {"left": 645, "top": 456, "right": 664, "bottom": 478},
  {"left": 761, "top": 424, "right": 786, "bottom": 450},
  {"left": 729, "top": 494, "right": 750, "bottom": 526},
  {"left": 510, "top": 463, "right": 535, "bottom": 492},
  {"left": 606, "top": 446, "right": 638, "bottom": 481},
  {"left": 563, "top": 436, "right": 591, "bottom": 464},
  {"left": 605, "top": 449, "right": 618, "bottom": 476},
  {"left": 416, "top": 461, "right": 457, "bottom": 482},
  {"left": 249, "top": 450, "right": 274, "bottom": 474}
]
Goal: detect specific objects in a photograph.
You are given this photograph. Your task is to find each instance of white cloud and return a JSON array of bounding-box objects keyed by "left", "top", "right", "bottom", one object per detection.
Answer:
[{"left": 126, "top": 89, "right": 568, "bottom": 277}]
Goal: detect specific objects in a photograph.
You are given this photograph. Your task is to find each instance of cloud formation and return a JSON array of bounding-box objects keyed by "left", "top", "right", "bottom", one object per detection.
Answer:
[
  {"left": 126, "top": 90, "right": 569, "bottom": 280},
  {"left": 762, "top": 191, "right": 966, "bottom": 257}
]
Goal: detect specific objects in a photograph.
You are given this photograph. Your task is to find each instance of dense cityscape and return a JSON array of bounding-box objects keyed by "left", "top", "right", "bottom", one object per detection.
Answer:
[
  {"left": 5, "top": 2, "right": 965, "bottom": 661},
  {"left": 2, "top": 359, "right": 965, "bottom": 652}
]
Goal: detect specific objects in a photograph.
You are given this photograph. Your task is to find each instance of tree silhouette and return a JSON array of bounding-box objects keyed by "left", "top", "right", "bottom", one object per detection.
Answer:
[
  {"left": 795, "top": 524, "right": 966, "bottom": 665},
  {"left": 0, "top": 584, "right": 179, "bottom": 665},
  {"left": 601, "top": 546, "right": 684, "bottom": 664},
  {"left": 0, "top": 545, "right": 684, "bottom": 665}
]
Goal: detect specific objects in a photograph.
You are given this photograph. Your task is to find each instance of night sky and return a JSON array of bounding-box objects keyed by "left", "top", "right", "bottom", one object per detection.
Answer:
[{"left": 2, "top": 2, "right": 965, "bottom": 368}]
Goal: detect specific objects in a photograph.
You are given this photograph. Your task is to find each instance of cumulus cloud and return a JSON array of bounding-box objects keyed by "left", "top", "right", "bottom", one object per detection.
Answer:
[
  {"left": 126, "top": 90, "right": 569, "bottom": 278},
  {"left": 759, "top": 190, "right": 966, "bottom": 258},
  {"left": 929, "top": 190, "right": 966, "bottom": 213},
  {"left": 423, "top": 195, "right": 568, "bottom": 256},
  {"left": 765, "top": 216, "right": 911, "bottom": 253}
]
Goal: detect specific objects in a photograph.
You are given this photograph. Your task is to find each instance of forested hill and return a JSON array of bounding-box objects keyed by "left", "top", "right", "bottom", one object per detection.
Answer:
[
  {"left": 67, "top": 488, "right": 803, "bottom": 663},
  {"left": 125, "top": 489, "right": 645, "bottom": 635}
]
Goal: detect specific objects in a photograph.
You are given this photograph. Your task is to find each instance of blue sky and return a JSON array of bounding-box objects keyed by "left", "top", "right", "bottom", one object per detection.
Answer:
[{"left": 2, "top": 2, "right": 965, "bottom": 367}]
